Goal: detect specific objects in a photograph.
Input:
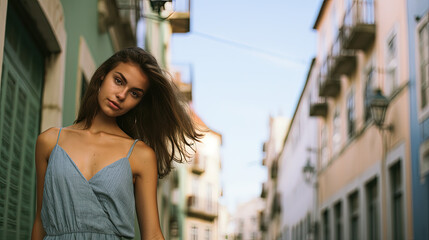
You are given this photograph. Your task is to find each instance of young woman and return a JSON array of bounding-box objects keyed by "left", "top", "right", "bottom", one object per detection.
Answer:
[{"left": 31, "top": 47, "right": 201, "bottom": 239}]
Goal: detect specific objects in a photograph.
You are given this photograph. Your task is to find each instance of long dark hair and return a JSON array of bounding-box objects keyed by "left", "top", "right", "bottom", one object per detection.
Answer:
[{"left": 75, "top": 47, "right": 202, "bottom": 178}]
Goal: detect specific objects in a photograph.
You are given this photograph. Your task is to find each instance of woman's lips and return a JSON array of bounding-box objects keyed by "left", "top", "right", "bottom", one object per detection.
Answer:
[{"left": 108, "top": 100, "right": 121, "bottom": 110}]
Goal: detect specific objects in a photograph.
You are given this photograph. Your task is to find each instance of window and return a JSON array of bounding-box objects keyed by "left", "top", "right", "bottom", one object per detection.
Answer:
[
  {"left": 334, "top": 201, "right": 343, "bottom": 240},
  {"left": 205, "top": 227, "right": 211, "bottom": 240},
  {"left": 191, "top": 225, "right": 198, "bottom": 240},
  {"left": 385, "top": 33, "right": 398, "bottom": 95},
  {"left": 366, "top": 178, "right": 379, "bottom": 240},
  {"left": 332, "top": 106, "right": 341, "bottom": 154},
  {"left": 349, "top": 191, "right": 359, "bottom": 240},
  {"left": 321, "top": 125, "right": 329, "bottom": 167},
  {"left": 251, "top": 232, "right": 257, "bottom": 240},
  {"left": 331, "top": 3, "right": 338, "bottom": 38},
  {"left": 307, "top": 213, "right": 312, "bottom": 236},
  {"left": 301, "top": 220, "right": 304, "bottom": 240},
  {"left": 207, "top": 183, "right": 212, "bottom": 211},
  {"left": 192, "top": 178, "right": 199, "bottom": 207},
  {"left": 322, "top": 209, "right": 330, "bottom": 240},
  {"left": 390, "top": 161, "right": 404, "bottom": 240},
  {"left": 417, "top": 14, "right": 429, "bottom": 111},
  {"left": 364, "top": 65, "right": 376, "bottom": 122},
  {"left": 347, "top": 88, "right": 356, "bottom": 138}
]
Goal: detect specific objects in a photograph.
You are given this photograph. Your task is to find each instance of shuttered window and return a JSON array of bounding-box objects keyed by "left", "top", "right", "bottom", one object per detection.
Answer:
[{"left": 0, "top": 5, "right": 44, "bottom": 239}]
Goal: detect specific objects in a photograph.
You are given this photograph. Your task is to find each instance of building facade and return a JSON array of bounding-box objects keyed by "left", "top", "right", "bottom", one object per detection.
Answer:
[
  {"left": 182, "top": 120, "right": 222, "bottom": 240},
  {"left": 0, "top": 0, "right": 138, "bottom": 239},
  {"left": 141, "top": 0, "right": 193, "bottom": 238},
  {"left": 276, "top": 59, "right": 320, "bottom": 240},
  {"left": 230, "top": 197, "right": 265, "bottom": 240},
  {"left": 311, "top": 0, "right": 412, "bottom": 239},
  {"left": 260, "top": 116, "right": 289, "bottom": 240},
  {"left": 406, "top": 0, "right": 429, "bottom": 239}
]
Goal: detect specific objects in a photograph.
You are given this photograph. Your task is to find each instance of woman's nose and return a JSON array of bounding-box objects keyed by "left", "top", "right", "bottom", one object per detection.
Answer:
[{"left": 116, "top": 89, "right": 127, "bottom": 100}]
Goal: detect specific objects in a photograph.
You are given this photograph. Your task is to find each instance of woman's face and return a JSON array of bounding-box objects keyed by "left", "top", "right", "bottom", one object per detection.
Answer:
[{"left": 97, "top": 62, "right": 150, "bottom": 118}]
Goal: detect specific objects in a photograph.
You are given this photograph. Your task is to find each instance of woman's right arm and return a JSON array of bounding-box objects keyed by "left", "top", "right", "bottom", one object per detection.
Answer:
[{"left": 31, "top": 128, "right": 57, "bottom": 240}]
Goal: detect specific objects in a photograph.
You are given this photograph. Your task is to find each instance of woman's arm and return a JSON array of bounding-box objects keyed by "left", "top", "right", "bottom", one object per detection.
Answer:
[
  {"left": 132, "top": 142, "right": 165, "bottom": 240},
  {"left": 31, "top": 128, "right": 57, "bottom": 240}
]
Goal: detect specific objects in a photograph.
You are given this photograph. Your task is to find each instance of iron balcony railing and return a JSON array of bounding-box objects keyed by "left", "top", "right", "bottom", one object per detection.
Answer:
[
  {"left": 318, "top": 58, "right": 341, "bottom": 98},
  {"left": 342, "top": 0, "right": 376, "bottom": 50},
  {"left": 191, "top": 152, "right": 205, "bottom": 175},
  {"left": 330, "top": 30, "right": 357, "bottom": 76},
  {"left": 309, "top": 96, "right": 328, "bottom": 118},
  {"left": 187, "top": 195, "right": 218, "bottom": 221}
]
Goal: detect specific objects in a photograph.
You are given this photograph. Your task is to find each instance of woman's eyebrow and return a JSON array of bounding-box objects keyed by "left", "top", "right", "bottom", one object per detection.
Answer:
[
  {"left": 115, "top": 72, "right": 128, "bottom": 83},
  {"left": 115, "top": 71, "right": 145, "bottom": 94}
]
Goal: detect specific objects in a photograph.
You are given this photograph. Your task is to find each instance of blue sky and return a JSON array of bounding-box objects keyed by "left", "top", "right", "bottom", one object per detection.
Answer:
[{"left": 171, "top": 0, "right": 323, "bottom": 212}]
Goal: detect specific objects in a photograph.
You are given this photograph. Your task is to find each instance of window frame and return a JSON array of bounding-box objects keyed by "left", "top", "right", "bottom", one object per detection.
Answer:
[
  {"left": 390, "top": 161, "right": 404, "bottom": 240},
  {"left": 384, "top": 30, "right": 399, "bottom": 96},
  {"left": 366, "top": 178, "right": 379, "bottom": 240},
  {"left": 416, "top": 12, "right": 429, "bottom": 122},
  {"left": 332, "top": 105, "right": 341, "bottom": 155},
  {"left": 348, "top": 191, "right": 359, "bottom": 240},
  {"left": 334, "top": 201, "right": 343, "bottom": 240},
  {"left": 364, "top": 60, "right": 376, "bottom": 123},
  {"left": 346, "top": 87, "right": 356, "bottom": 138}
]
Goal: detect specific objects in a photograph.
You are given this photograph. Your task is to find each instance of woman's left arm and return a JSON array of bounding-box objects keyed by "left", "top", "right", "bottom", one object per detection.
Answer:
[{"left": 132, "top": 142, "right": 165, "bottom": 240}]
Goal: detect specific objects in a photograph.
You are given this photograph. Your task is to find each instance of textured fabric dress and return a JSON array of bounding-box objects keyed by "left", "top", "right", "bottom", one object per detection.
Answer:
[{"left": 41, "top": 128, "right": 137, "bottom": 239}]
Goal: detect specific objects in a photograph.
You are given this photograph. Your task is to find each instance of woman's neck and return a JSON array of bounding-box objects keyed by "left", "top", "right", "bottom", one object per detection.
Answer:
[{"left": 85, "top": 112, "right": 121, "bottom": 136}]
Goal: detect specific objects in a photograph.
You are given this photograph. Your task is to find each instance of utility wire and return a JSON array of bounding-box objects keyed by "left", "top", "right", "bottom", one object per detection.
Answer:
[{"left": 190, "top": 31, "right": 308, "bottom": 67}]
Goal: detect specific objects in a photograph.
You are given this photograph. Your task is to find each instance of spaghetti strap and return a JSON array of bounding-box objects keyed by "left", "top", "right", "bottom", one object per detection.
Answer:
[
  {"left": 127, "top": 139, "right": 139, "bottom": 158},
  {"left": 56, "top": 128, "right": 63, "bottom": 145}
]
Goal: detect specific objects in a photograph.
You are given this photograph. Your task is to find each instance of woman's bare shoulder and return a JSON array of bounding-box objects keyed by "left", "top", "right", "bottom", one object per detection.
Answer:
[
  {"left": 35, "top": 127, "right": 61, "bottom": 161},
  {"left": 37, "top": 127, "right": 60, "bottom": 146},
  {"left": 133, "top": 141, "right": 156, "bottom": 162},
  {"left": 130, "top": 141, "right": 157, "bottom": 177}
]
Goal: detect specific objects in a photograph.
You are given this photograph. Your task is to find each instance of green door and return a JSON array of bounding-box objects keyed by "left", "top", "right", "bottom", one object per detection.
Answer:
[{"left": 0, "top": 5, "right": 44, "bottom": 239}]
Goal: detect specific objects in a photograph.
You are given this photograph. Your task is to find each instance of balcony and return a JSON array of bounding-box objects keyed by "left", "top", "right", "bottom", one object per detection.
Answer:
[
  {"left": 318, "top": 60, "right": 341, "bottom": 98},
  {"left": 259, "top": 211, "right": 267, "bottom": 232},
  {"left": 309, "top": 97, "right": 328, "bottom": 117},
  {"left": 170, "top": 0, "right": 190, "bottom": 33},
  {"left": 330, "top": 32, "right": 356, "bottom": 76},
  {"left": 260, "top": 182, "right": 267, "bottom": 198},
  {"left": 270, "top": 158, "right": 278, "bottom": 179},
  {"left": 187, "top": 195, "right": 218, "bottom": 221},
  {"left": 342, "top": 0, "right": 376, "bottom": 50},
  {"left": 172, "top": 64, "right": 193, "bottom": 101},
  {"left": 270, "top": 193, "right": 281, "bottom": 219},
  {"left": 191, "top": 152, "right": 205, "bottom": 175}
]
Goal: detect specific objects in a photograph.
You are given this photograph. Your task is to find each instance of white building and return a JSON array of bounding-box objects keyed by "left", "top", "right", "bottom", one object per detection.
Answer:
[
  {"left": 260, "top": 116, "right": 289, "bottom": 240},
  {"left": 182, "top": 113, "right": 223, "bottom": 240},
  {"left": 230, "top": 197, "right": 265, "bottom": 240},
  {"left": 277, "top": 59, "right": 320, "bottom": 240}
]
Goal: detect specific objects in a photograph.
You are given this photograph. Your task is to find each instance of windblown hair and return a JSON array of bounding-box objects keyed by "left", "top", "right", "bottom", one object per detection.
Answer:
[{"left": 75, "top": 47, "right": 202, "bottom": 178}]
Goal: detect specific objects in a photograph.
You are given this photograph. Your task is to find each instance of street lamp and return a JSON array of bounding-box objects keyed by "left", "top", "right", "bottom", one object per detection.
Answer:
[
  {"left": 302, "top": 154, "right": 318, "bottom": 240},
  {"left": 369, "top": 88, "right": 392, "bottom": 240},
  {"left": 370, "top": 89, "right": 392, "bottom": 130},
  {"left": 150, "top": 0, "right": 172, "bottom": 13},
  {"left": 303, "top": 158, "right": 315, "bottom": 184}
]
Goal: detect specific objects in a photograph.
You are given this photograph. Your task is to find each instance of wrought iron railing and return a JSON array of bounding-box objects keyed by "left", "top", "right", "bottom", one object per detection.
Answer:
[{"left": 344, "top": 0, "right": 375, "bottom": 28}]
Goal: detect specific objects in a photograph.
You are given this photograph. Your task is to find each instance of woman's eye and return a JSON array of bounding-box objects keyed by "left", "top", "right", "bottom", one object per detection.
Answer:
[
  {"left": 114, "top": 77, "right": 122, "bottom": 85},
  {"left": 130, "top": 91, "right": 140, "bottom": 98}
]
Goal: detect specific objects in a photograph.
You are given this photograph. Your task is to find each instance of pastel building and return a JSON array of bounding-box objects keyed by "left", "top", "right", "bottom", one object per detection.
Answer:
[
  {"left": 141, "top": 0, "right": 194, "bottom": 238},
  {"left": 311, "top": 0, "right": 412, "bottom": 239},
  {"left": 260, "top": 116, "right": 289, "bottom": 240},
  {"left": 0, "top": 0, "right": 137, "bottom": 238},
  {"left": 182, "top": 117, "right": 222, "bottom": 240},
  {"left": 406, "top": 0, "right": 429, "bottom": 239}
]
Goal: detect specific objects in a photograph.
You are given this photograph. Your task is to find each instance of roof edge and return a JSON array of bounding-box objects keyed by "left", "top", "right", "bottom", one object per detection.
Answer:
[{"left": 313, "top": 0, "right": 329, "bottom": 30}]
